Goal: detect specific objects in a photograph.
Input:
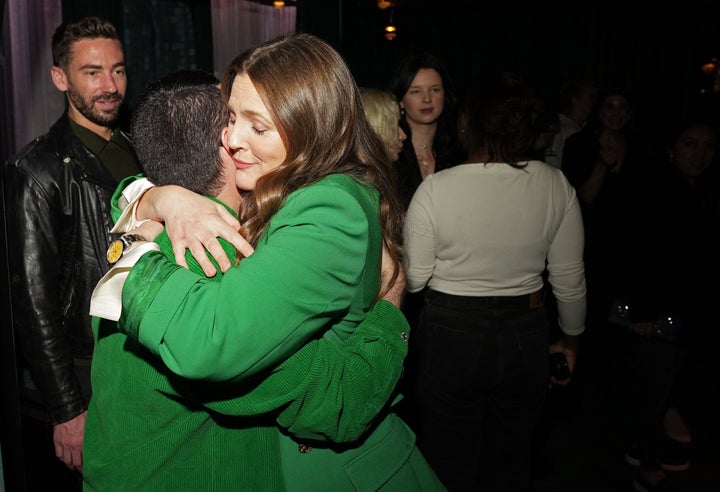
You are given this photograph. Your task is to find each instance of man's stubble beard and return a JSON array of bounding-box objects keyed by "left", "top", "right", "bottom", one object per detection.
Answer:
[{"left": 66, "top": 83, "right": 123, "bottom": 128}]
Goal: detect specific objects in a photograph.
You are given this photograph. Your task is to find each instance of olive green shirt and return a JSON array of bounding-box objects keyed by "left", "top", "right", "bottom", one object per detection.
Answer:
[{"left": 69, "top": 117, "right": 139, "bottom": 181}]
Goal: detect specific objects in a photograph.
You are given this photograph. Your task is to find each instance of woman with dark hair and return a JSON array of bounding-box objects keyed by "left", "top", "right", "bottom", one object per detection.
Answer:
[
  {"left": 403, "top": 72, "right": 587, "bottom": 491},
  {"left": 387, "top": 52, "right": 466, "bottom": 211},
  {"left": 561, "top": 90, "right": 649, "bottom": 337},
  {"left": 387, "top": 55, "right": 467, "bottom": 420}
]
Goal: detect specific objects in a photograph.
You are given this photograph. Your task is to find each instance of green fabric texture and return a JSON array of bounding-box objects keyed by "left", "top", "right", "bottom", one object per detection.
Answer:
[
  {"left": 83, "top": 174, "right": 440, "bottom": 491},
  {"left": 120, "top": 175, "right": 383, "bottom": 382}
]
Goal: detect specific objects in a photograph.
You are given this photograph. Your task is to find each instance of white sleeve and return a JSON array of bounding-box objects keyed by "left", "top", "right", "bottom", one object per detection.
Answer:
[
  {"left": 403, "top": 179, "right": 436, "bottom": 293},
  {"left": 110, "top": 177, "right": 157, "bottom": 233},
  {"left": 90, "top": 242, "right": 161, "bottom": 321}
]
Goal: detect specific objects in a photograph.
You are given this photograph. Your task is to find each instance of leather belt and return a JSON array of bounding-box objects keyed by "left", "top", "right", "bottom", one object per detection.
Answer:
[
  {"left": 426, "top": 289, "right": 545, "bottom": 309},
  {"left": 528, "top": 290, "right": 544, "bottom": 308}
]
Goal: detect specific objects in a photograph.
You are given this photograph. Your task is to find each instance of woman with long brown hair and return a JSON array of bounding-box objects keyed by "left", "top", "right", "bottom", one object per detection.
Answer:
[{"left": 92, "top": 33, "right": 443, "bottom": 490}]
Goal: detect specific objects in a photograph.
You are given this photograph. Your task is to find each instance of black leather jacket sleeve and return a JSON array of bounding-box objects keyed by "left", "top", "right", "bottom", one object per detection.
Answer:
[
  {"left": 5, "top": 159, "right": 87, "bottom": 423},
  {"left": 4, "top": 115, "right": 126, "bottom": 424}
]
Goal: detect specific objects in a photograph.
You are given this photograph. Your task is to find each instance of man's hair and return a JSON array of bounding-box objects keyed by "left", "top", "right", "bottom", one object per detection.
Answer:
[
  {"left": 131, "top": 71, "right": 227, "bottom": 196},
  {"left": 460, "top": 71, "right": 543, "bottom": 167},
  {"left": 52, "top": 16, "right": 121, "bottom": 69}
]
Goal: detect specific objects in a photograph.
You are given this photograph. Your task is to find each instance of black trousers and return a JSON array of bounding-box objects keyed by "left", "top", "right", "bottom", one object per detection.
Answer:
[{"left": 411, "top": 290, "right": 549, "bottom": 492}]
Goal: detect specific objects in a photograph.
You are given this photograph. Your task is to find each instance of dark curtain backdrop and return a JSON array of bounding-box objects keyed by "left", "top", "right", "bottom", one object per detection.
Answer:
[
  {"left": 3, "top": 1, "right": 719, "bottom": 161},
  {"left": 301, "top": 3, "right": 720, "bottom": 135}
]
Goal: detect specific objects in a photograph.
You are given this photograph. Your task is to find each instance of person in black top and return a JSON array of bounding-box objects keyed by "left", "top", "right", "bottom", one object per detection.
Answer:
[
  {"left": 387, "top": 52, "right": 466, "bottom": 211},
  {"left": 615, "top": 119, "right": 718, "bottom": 492}
]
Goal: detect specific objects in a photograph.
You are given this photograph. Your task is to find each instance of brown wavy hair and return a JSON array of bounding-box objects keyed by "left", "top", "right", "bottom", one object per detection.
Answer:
[{"left": 220, "top": 33, "right": 403, "bottom": 292}]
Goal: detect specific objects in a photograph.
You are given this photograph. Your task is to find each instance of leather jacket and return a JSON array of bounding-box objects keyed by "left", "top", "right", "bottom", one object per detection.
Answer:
[{"left": 3, "top": 114, "right": 135, "bottom": 425}]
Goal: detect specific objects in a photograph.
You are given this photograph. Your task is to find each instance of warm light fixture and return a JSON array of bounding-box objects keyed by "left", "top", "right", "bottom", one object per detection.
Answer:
[
  {"left": 273, "top": 1, "right": 285, "bottom": 7},
  {"left": 384, "top": 7, "right": 397, "bottom": 41},
  {"left": 377, "top": 0, "right": 392, "bottom": 9},
  {"left": 701, "top": 57, "right": 718, "bottom": 74},
  {"left": 700, "top": 57, "right": 720, "bottom": 93}
]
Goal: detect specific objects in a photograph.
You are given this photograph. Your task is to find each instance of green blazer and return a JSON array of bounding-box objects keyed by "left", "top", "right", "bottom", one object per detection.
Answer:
[
  {"left": 120, "top": 174, "right": 386, "bottom": 379},
  {"left": 85, "top": 174, "right": 445, "bottom": 490}
]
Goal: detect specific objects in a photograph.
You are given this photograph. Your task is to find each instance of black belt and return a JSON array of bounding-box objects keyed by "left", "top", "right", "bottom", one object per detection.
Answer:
[{"left": 426, "top": 289, "right": 544, "bottom": 309}]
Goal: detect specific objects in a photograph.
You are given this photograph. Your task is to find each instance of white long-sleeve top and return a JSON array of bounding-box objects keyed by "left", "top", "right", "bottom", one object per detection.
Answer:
[{"left": 403, "top": 160, "right": 586, "bottom": 336}]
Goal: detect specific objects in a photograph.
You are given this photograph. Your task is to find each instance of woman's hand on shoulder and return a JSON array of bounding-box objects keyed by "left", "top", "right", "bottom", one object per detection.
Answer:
[{"left": 138, "top": 185, "right": 254, "bottom": 276}]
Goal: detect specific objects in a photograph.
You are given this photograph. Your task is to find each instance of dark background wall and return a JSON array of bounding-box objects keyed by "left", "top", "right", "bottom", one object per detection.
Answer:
[
  {"left": 56, "top": 0, "right": 720, "bottom": 133},
  {"left": 301, "top": 1, "right": 720, "bottom": 135}
]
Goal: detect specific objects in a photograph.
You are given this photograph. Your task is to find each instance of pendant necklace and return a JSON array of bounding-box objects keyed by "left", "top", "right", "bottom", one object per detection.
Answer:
[{"left": 416, "top": 142, "right": 432, "bottom": 174}]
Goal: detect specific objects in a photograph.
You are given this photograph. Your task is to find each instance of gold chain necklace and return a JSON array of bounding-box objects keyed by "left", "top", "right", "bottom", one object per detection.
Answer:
[{"left": 415, "top": 142, "right": 431, "bottom": 169}]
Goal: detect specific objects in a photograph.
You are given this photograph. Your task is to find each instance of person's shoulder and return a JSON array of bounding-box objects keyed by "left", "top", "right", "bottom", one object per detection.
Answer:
[
  {"left": 5, "top": 133, "right": 59, "bottom": 176},
  {"left": 433, "top": 162, "right": 475, "bottom": 177},
  {"left": 529, "top": 160, "right": 576, "bottom": 187},
  {"left": 5, "top": 116, "right": 73, "bottom": 172},
  {"left": 427, "top": 163, "right": 486, "bottom": 188},
  {"left": 318, "top": 173, "right": 357, "bottom": 186},
  {"left": 527, "top": 159, "right": 552, "bottom": 170},
  {"left": 304, "top": 174, "right": 375, "bottom": 197},
  {"left": 529, "top": 159, "right": 562, "bottom": 170},
  {"left": 526, "top": 159, "right": 562, "bottom": 178},
  {"left": 287, "top": 174, "right": 377, "bottom": 215}
]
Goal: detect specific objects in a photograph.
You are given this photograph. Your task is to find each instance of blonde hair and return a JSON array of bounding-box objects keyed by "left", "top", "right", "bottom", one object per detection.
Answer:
[{"left": 360, "top": 87, "right": 401, "bottom": 157}]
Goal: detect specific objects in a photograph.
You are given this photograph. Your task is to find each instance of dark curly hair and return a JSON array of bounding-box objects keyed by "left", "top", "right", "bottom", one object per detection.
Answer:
[{"left": 460, "top": 72, "right": 544, "bottom": 168}]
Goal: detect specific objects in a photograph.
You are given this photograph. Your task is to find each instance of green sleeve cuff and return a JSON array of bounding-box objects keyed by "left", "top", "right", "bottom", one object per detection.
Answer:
[
  {"left": 119, "top": 251, "right": 186, "bottom": 344},
  {"left": 365, "top": 300, "right": 411, "bottom": 343}
]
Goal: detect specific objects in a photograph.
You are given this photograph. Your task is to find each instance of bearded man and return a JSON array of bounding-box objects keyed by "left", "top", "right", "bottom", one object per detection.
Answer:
[{"left": 2, "top": 15, "right": 140, "bottom": 491}]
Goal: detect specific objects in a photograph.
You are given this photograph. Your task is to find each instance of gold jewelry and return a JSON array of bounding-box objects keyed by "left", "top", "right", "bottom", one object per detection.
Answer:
[
  {"left": 417, "top": 153, "right": 429, "bottom": 169},
  {"left": 107, "top": 233, "right": 147, "bottom": 264},
  {"left": 415, "top": 143, "right": 431, "bottom": 169}
]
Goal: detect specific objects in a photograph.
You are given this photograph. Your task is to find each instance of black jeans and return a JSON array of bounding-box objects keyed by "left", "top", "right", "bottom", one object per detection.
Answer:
[{"left": 412, "top": 290, "right": 549, "bottom": 492}]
